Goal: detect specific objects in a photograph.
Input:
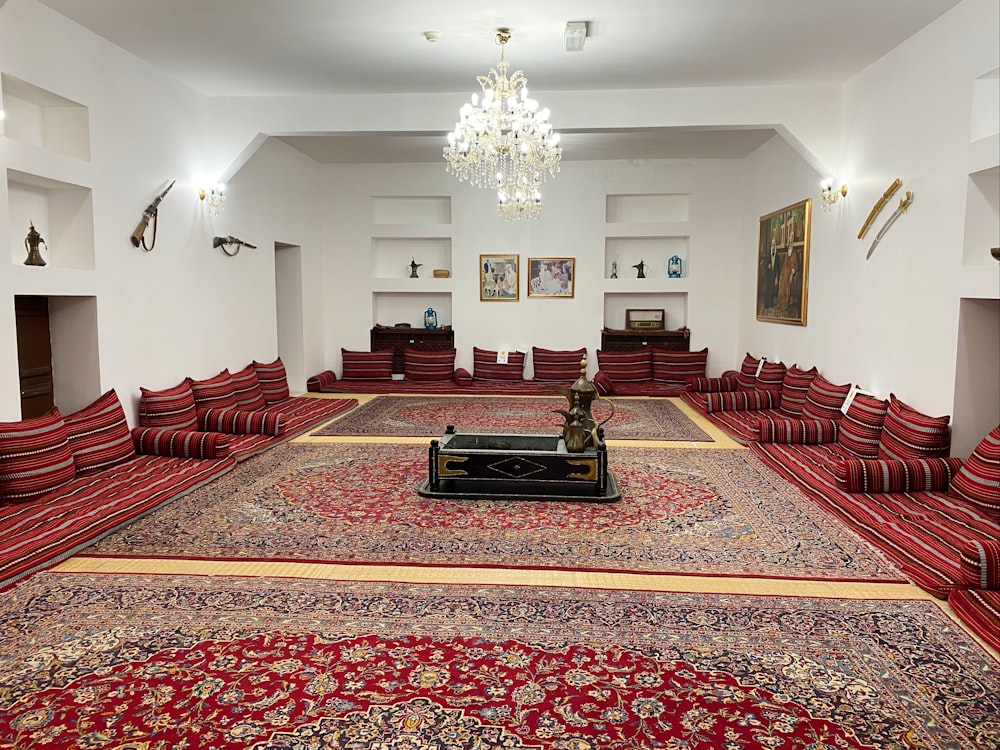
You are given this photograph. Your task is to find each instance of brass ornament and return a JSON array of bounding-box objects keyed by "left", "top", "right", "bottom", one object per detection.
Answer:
[{"left": 24, "top": 222, "right": 47, "bottom": 267}]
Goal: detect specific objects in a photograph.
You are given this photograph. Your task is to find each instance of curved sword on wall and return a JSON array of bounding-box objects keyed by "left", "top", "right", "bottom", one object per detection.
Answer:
[
  {"left": 866, "top": 191, "right": 914, "bottom": 260},
  {"left": 857, "top": 178, "right": 902, "bottom": 240}
]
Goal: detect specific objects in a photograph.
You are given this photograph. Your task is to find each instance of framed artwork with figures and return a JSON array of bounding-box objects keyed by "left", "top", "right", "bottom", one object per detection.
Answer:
[
  {"left": 756, "top": 198, "right": 811, "bottom": 326},
  {"left": 480, "top": 254, "right": 519, "bottom": 300},
  {"left": 528, "top": 257, "right": 575, "bottom": 298}
]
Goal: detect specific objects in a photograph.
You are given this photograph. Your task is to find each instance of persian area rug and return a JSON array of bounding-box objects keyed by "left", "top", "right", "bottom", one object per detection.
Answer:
[
  {"left": 312, "top": 395, "right": 713, "bottom": 441},
  {"left": 89, "top": 443, "right": 904, "bottom": 583},
  {"left": 1, "top": 573, "right": 996, "bottom": 750}
]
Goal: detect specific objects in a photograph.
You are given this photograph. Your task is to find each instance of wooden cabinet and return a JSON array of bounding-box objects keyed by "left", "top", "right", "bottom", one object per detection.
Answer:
[
  {"left": 600, "top": 327, "right": 690, "bottom": 352},
  {"left": 370, "top": 326, "right": 455, "bottom": 374}
]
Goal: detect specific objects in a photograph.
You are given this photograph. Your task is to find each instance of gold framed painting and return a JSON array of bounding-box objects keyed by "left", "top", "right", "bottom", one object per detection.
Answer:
[
  {"left": 527, "top": 257, "right": 575, "bottom": 298},
  {"left": 480, "top": 254, "right": 519, "bottom": 300},
  {"left": 756, "top": 198, "right": 811, "bottom": 326}
]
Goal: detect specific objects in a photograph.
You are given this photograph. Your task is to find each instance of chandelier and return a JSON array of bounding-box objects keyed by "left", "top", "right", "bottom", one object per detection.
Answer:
[{"left": 443, "top": 28, "right": 562, "bottom": 221}]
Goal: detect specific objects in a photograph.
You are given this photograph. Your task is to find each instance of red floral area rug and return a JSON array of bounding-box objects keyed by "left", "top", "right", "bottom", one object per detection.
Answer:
[
  {"left": 1, "top": 573, "right": 996, "bottom": 749},
  {"left": 89, "top": 443, "right": 903, "bottom": 583},
  {"left": 312, "top": 395, "right": 713, "bottom": 441}
]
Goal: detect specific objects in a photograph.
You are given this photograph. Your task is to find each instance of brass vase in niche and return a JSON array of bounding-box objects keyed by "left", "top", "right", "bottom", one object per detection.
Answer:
[{"left": 24, "top": 222, "right": 47, "bottom": 267}]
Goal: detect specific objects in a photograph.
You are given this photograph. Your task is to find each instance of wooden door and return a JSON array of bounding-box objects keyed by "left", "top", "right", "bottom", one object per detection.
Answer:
[{"left": 15, "top": 295, "right": 54, "bottom": 418}]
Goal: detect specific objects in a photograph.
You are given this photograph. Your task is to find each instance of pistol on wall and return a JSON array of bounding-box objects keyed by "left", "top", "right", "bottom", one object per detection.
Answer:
[{"left": 130, "top": 179, "right": 175, "bottom": 251}]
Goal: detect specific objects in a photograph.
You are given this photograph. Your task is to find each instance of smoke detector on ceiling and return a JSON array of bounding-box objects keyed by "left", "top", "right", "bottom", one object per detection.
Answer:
[
  {"left": 424, "top": 31, "right": 442, "bottom": 43},
  {"left": 565, "top": 21, "right": 588, "bottom": 52}
]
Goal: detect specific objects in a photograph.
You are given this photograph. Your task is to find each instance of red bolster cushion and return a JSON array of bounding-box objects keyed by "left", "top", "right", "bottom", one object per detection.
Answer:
[
  {"left": 687, "top": 375, "right": 739, "bottom": 393},
  {"left": 307, "top": 370, "right": 338, "bottom": 392},
  {"left": 593, "top": 370, "right": 614, "bottom": 396},
  {"left": 832, "top": 457, "right": 963, "bottom": 492},
  {"left": 131, "top": 427, "right": 229, "bottom": 459},
  {"left": 198, "top": 408, "right": 283, "bottom": 436},
  {"left": 958, "top": 539, "right": 1000, "bottom": 590},
  {"left": 755, "top": 417, "right": 840, "bottom": 444},
  {"left": 454, "top": 367, "right": 473, "bottom": 385},
  {"left": 704, "top": 390, "right": 779, "bottom": 413}
]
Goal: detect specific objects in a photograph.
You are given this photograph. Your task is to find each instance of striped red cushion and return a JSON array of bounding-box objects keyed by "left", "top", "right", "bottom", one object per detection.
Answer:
[
  {"left": 403, "top": 348, "right": 456, "bottom": 381},
  {"left": 532, "top": 347, "right": 586, "bottom": 382},
  {"left": 189, "top": 369, "right": 238, "bottom": 411},
  {"left": 454, "top": 367, "right": 473, "bottom": 385},
  {"left": 341, "top": 349, "right": 394, "bottom": 380},
  {"left": 593, "top": 370, "right": 614, "bottom": 396},
  {"left": 704, "top": 390, "right": 779, "bottom": 413},
  {"left": 652, "top": 347, "right": 707, "bottom": 384},
  {"left": 473, "top": 347, "right": 526, "bottom": 381},
  {"left": 687, "top": 375, "right": 739, "bottom": 393},
  {"left": 736, "top": 353, "right": 762, "bottom": 391},
  {"left": 832, "top": 456, "right": 963, "bottom": 492},
  {"left": 131, "top": 427, "right": 230, "bottom": 459},
  {"left": 0, "top": 408, "right": 77, "bottom": 503},
  {"left": 596, "top": 349, "right": 652, "bottom": 382},
  {"left": 307, "top": 370, "right": 338, "bottom": 392},
  {"left": 949, "top": 424, "right": 1000, "bottom": 516},
  {"left": 756, "top": 417, "right": 840, "bottom": 444},
  {"left": 778, "top": 365, "right": 818, "bottom": 417},
  {"left": 64, "top": 390, "right": 136, "bottom": 475},
  {"left": 253, "top": 358, "right": 290, "bottom": 404},
  {"left": 877, "top": 394, "right": 951, "bottom": 461},
  {"left": 755, "top": 361, "right": 787, "bottom": 396},
  {"left": 231, "top": 365, "right": 268, "bottom": 411},
  {"left": 198, "top": 408, "right": 283, "bottom": 436},
  {"left": 837, "top": 394, "right": 889, "bottom": 459},
  {"left": 800, "top": 375, "right": 851, "bottom": 422},
  {"left": 138, "top": 381, "right": 199, "bottom": 431}
]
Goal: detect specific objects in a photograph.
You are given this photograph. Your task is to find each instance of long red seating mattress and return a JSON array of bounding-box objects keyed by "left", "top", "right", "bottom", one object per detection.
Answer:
[{"left": 948, "top": 589, "right": 1000, "bottom": 653}]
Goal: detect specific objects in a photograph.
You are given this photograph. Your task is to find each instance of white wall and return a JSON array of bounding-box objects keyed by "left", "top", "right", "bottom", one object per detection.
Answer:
[{"left": 322, "top": 158, "right": 746, "bottom": 377}]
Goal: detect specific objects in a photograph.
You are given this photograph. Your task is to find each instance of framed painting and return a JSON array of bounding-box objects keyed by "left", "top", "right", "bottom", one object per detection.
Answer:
[
  {"left": 528, "top": 257, "right": 575, "bottom": 298},
  {"left": 756, "top": 198, "right": 811, "bottom": 326},
  {"left": 480, "top": 254, "right": 519, "bottom": 300}
]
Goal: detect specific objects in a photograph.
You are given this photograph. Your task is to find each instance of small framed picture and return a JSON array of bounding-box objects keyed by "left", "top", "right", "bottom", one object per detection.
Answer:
[
  {"left": 527, "top": 257, "right": 575, "bottom": 298},
  {"left": 480, "top": 254, "right": 519, "bottom": 300}
]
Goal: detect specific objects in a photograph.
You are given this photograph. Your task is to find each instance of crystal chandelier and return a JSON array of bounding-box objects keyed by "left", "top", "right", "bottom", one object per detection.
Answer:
[{"left": 443, "top": 28, "right": 562, "bottom": 221}]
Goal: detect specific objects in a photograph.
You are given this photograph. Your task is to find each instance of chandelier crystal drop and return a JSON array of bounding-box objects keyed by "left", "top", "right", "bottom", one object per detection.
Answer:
[{"left": 443, "top": 28, "right": 562, "bottom": 220}]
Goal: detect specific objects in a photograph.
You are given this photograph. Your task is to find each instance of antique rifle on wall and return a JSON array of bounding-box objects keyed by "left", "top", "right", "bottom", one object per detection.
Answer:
[{"left": 130, "top": 179, "right": 175, "bottom": 251}]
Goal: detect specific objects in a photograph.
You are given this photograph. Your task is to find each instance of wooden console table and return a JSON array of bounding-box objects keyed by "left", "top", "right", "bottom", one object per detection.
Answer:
[
  {"left": 600, "top": 327, "right": 690, "bottom": 352},
  {"left": 371, "top": 326, "right": 455, "bottom": 374}
]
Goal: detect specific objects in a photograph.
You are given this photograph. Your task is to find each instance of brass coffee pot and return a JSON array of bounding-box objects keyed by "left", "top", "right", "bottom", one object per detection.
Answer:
[
  {"left": 24, "top": 222, "right": 47, "bottom": 267},
  {"left": 551, "top": 357, "right": 615, "bottom": 451}
]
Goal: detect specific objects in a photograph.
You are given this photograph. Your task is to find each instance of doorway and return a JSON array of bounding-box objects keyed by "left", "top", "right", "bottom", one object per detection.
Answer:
[
  {"left": 14, "top": 295, "right": 54, "bottom": 418},
  {"left": 274, "top": 242, "right": 305, "bottom": 391}
]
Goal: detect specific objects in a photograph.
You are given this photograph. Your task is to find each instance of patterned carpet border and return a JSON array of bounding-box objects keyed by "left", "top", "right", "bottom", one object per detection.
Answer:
[
  {"left": 88, "top": 443, "right": 904, "bottom": 583},
  {"left": 313, "top": 395, "right": 713, "bottom": 441},
  {"left": 0, "top": 573, "right": 996, "bottom": 749}
]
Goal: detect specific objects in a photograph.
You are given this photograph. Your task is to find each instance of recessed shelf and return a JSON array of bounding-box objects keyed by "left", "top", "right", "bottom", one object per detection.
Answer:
[
  {"left": 606, "top": 193, "right": 689, "bottom": 223},
  {"left": 602, "top": 292, "right": 688, "bottom": 331},
  {"left": 371, "top": 196, "right": 451, "bottom": 225},
  {"left": 970, "top": 67, "right": 999, "bottom": 144},
  {"left": 372, "top": 291, "right": 452, "bottom": 328},
  {"left": 605, "top": 236, "right": 689, "bottom": 279},
  {"left": 1, "top": 74, "right": 91, "bottom": 162},
  {"left": 7, "top": 169, "right": 95, "bottom": 270},
  {"left": 962, "top": 166, "right": 999, "bottom": 268},
  {"left": 372, "top": 236, "right": 451, "bottom": 279}
]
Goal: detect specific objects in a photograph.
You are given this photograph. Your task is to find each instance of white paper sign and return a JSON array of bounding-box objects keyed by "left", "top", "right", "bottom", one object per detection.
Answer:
[{"left": 497, "top": 349, "right": 509, "bottom": 364}]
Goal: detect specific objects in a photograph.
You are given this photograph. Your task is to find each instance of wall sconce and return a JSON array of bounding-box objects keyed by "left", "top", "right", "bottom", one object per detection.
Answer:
[
  {"left": 820, "top": 178, "right": 848, "bottom": 212},
  {"left": 198, "top": 183, "right": 226, "bottom": 216},
  {"left": 213, "top": 235, "right": 256, "bottom": 257}
]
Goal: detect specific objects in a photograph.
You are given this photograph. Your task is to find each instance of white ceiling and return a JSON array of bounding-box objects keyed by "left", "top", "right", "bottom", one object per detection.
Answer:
[{"left": 36, "top": 0, "right": 961, "bottom": 163}]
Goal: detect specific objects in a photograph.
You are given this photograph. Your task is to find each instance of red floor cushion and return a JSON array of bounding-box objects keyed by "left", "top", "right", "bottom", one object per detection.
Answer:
[
  {"left": 801, "top": 375, "right": 851, "bottom": 421},
  {"left": 832, "top": 456, "right": 963, "bottom": 492},
  {"left": 189, "top": 369, "right": 239, "bottom": 411},
  {"left": 778, "top": 365, "right": 818, "bottom": 416},
  {"left": 878, "top": 394, "right": 951, "bottom": 461},
  {"left": 253, "top": 358, "right": 291, "bottom": 404},
  {"left": 138, "top": 381, "right": 200, "bottom": 431},
  {"left": 736, "top": 353, "right": 763, "bottom": 391},
  {"left": 532, "top": 347, "right": 586, "bottom": 382},
  {"left": 473, "top": 347, "right": 526, "bottom": 381},
  {"left": 403, "top": 348, "right": 456, "bottom": 381},
  {"left": 837, "top": 393, "right": 889, "bottom": 459},
  {"left": 596, "top": 349, "right": 652, "bottom": 382},
  {"left": 64, "top": 389, "right": 136, "bottom": 475},
  {"left": 341, "top": 349, "right": 394, "bottom": 380},
  {"left": 231, "top": 365, "right": 268, "bottom": 411},
  {"left": 0, "top": 408, "right": 77, "bottom": 504},
  {"left": 949, "top": 424, "right": 1000, "bottom": 517},
  {"left": 652, "top": 347, "right": 707, "bottom": 384}
]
